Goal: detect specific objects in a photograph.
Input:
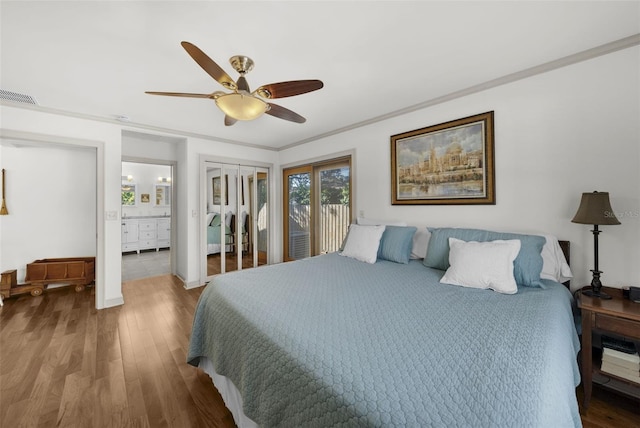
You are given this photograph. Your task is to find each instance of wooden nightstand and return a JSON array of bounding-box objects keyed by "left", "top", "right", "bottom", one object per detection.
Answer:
[{"left": 577, "top": 286, "right": 640, "bottom": 411}]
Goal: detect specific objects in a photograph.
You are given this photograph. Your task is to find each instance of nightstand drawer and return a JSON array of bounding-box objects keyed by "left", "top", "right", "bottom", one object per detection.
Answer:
[{"left": 596, "top": 313, "right": 640, "bottom": 339}]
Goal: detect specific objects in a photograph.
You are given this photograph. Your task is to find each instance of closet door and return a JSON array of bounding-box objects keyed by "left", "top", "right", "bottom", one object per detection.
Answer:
[
  {"left": 206, "top": 163, "right": 224, "bottom": 277},
  {"left": 206, "top": 164, "right": 239, "bottom": 275},
  {"left": 222, "top": 164, "right": 240, "bottom": 273},
  {"left": 205, "top": 162, "right": 269, "bottom": 281},
  {"left": 255, "top": 168, "right": 269, "bottom": 266},
  {"left": 239, "top": 165, "right": 269, "bottom": 269},
  {"left": 238, "top": 166, "right": 253, "bottom": 270}
]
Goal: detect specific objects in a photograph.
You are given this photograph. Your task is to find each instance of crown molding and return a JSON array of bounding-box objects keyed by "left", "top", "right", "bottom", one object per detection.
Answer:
[
  {"left": 2, "top": 34, "right": 638, "bottom": 153},
  {"left": 0, "top": 100, "right": 279, "bottom": 152},
  {"left": 278, "top": 33, "right": 640, "bottom": 151}
]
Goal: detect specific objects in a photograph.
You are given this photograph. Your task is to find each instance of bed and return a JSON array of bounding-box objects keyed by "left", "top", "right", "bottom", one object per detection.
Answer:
[
  {"left": 206, "top": 212, "right": 249, "bottom": 255},
  {"left": 206, "top": 212, "right": 234, "bottom": 255},
  {"left": 188, "top": 225, "right": 581, "bottom": 427}
]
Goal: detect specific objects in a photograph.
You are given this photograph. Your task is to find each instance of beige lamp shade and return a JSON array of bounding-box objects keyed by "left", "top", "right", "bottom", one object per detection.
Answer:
[
  {"left": 215, "top": 93, "right": 268, "bottom": 121},
  {"left": 571, "top": 191, "right": 620, "bottom": 226}
]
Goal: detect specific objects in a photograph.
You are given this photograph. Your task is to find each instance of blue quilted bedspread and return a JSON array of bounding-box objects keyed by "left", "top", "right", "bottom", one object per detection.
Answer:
[
  {"left": 207, "top": 224, "right": 232, "bottom": 245},
  {"left": 188, "top": 253, "right": 582, "bottom": 427}
]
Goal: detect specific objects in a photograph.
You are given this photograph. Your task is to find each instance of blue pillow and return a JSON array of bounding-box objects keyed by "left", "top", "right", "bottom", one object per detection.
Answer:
[
  {"left": 423, "top": 227, "right": 546, "bottom": 287},
  {"left": 378, "top": 226, "right": 417, "bottom": 264}
]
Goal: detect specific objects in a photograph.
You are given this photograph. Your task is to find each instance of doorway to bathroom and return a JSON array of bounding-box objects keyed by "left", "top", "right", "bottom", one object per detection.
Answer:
[{"left": 121, "top": 160, "right": 174, "bottom": 281}]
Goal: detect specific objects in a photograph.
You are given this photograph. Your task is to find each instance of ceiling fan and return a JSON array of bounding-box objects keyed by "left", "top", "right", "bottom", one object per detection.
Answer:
[{"left": 146, "top": 41, "right": 324, "bottom": 126}]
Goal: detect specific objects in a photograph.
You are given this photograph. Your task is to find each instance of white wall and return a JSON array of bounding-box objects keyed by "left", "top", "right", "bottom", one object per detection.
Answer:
[
  {"left": 280, "top": 46, "right": 640, "bottom": 290},
  {"left": 0, "top": 107, "right": 122, "bottom": 308},
  {"left": 0, "top": 112, "right": 279, "bottom": 306},
  {"left": 0, "top": 143, "right": 96, "bottom": 283},
  {"left": 2, "top": 44, "right": 636, "bottom": 306}
]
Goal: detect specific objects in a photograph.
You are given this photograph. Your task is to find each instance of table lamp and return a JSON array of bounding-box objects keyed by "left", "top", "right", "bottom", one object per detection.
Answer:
[{"left": 571, "top": 191, "right": 620, "bottom": 299}]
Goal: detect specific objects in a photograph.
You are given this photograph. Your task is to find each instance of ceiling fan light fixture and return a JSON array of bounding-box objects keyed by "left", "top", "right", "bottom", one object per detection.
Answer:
[
  {"left": 149, "top": 42, "right": 323, "bottom": 124},
  {"left": 215, "top": 93, "right": 268, "bottom": 121}
]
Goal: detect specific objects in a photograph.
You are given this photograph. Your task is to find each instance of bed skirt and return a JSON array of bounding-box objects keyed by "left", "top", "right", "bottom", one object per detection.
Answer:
[{"left": 198, "top": 357, "right": 259, "bottom": 428}]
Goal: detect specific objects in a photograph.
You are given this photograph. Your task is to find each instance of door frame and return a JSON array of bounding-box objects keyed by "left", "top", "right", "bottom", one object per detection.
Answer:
[
  {"left": 1, "top": 128, "right": 106, "bottom": 309},
  {"left": 121, "top": 156, "right": 177, "bottom": 278}
]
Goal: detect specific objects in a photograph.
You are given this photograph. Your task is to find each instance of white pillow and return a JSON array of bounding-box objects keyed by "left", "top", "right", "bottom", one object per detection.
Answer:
[
  {"left": 440, "top": 238, "right": 521, "bottom": 294},
  {"left": 357, "top": 217, "right": 407, "bottom": 226},
  {"left": 410, "top": 228, "right": 431, "bottom": 259},
  {"left": 225, "top": 211, "right": 233, "bottom": 227},
  {"left": 340, "top": 224, "right": 386, "bottom": 264},
  {"left": 540, "top": 235, "right": 573, "bottom": 283}
]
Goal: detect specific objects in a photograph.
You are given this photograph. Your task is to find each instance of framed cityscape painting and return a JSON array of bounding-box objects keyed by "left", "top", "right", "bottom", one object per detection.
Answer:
[{"left": 391, "top": 111, "right": 495, "bottom": 205}]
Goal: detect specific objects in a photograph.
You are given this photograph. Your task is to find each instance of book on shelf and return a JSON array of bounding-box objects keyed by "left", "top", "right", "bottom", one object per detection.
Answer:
[
  {"left": 600, "top": 362, "right": 640, "bottom": 384},
  {"left": 602, "top": 347, "right": 640, "bottom": 371},
  {"left": 601, "top": 347, "right": 640, "bottom": 384}
]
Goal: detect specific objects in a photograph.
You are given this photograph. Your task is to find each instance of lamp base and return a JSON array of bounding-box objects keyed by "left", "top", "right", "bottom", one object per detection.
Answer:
[{"left": 581, "top": 288, "right": 612, "bottom": 300}]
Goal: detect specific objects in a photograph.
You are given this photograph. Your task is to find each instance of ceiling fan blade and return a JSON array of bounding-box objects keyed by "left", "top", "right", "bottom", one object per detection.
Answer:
[
  {"left": 255, "top": 80, "right": 323, "bottom": 99},
  {"left": 145, "top": 91, "right": 213, "bottom": 98},
  {"left": 180, "top": 41, "right": 237, "bottom": 90},
  {"left": 224, "top": 116, "right": 237, "bottom": 126},
  {"left": 265, "top": 103, "right": 306, "bottom": 123}
]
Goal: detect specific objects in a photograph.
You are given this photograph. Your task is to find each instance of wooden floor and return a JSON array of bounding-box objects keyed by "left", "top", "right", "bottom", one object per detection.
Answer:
[
  {"left": 1, "top": 275, "right": 638, "bottom": 427},
  {"left": 0, "top": 276, "right": 235, "bottom": 428}
]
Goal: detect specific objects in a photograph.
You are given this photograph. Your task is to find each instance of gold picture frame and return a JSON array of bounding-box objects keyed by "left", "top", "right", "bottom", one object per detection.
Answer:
[
  {"left": 212, "top": 175, "right": 229, "bottom": 205},
  {"left": 391, "top": 111, "right": 495, "bottom": 205}
]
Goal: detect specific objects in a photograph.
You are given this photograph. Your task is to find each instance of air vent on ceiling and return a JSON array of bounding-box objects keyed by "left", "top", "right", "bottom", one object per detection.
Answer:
[{"left": 0, "top": 89, "right": 38, "bottom": 105}]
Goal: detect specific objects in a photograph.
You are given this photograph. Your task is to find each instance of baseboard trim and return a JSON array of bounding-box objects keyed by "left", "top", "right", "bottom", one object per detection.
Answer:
[
  {"left": 104, "top": 296, "right": 124, "bottom": 308},
  {"left": 176, "top": 274, "right": 204, "bottom": 290},
  {"left": 183, "top": 280, "right": 205, "bottom": 290}
]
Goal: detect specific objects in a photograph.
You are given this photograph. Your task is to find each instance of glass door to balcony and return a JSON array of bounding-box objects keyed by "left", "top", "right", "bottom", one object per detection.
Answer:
[
  {"left": 283, "top": 166, "right": 312, "bottom": 261},
  {"left": 318, "top": 162, "right": 350, "bottom": 254},
  {"left": 283, "top": 156, "right": 351, "bottom": 261}
]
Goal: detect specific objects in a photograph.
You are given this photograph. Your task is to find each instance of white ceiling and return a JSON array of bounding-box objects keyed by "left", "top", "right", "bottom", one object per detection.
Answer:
[{"left": 1, "top": 1, "right": 638, "bottom": 150}]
